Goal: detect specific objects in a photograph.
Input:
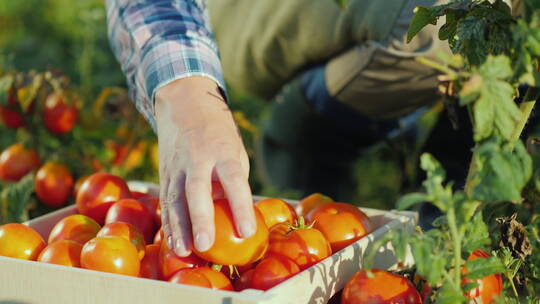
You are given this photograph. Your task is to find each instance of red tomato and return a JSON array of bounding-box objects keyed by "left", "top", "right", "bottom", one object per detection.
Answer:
[
  {"left": 154, "top": 227, "right": 163, "bottom": 245},
  {"left": 306, "top": 202, "right": 373, "bottom": 252},
  {"left": 0, "top": 143, "right": 40, "bottom": 182},
  {"left": 0, "top": 223, "right": 46, "bottom": 260},
  {"left": 255, "top": 198, "right": 297, "bottom": 229},
  {"left": 73, "top": 175, "right": 90, "bottom": 197},
  {"left": 169, "top": 268, "right": 212, "bottom": 288},
  {"left": 296, "top": 193, "right": 332, "bottom": 217},
  {"left": 105, "top": 198, "right": 156, "bottom": 244},
  {"left": 267, "top": 222, "right": 331, "bottom": 270},
  {"left": 251, "top": 255, "right": 300, "bottom": 290},
  {"left": 0, "top": 91, "right": 24, "bottom": 129},
  {"left": 35, "top": 162, "right": 74, "bottom": 208},
  {"left": 234, "top": 269, "right": 255, "bottom": 291},
  {"left": 159, "top": 241, "right": 207, "bottom": 280},
  {"left": 130, "top": 191, "right": 148, "bottom": 199},
  {"left": 43, "top": 92, "right": 78, "bottom": 134},
  {"left": 97, "top": 222, "right": 146, "bottom": 260},
  {"left": 342, "top": 269, "right": 422, "bottom": 304},
  {"left": 81, "top": 236, "right": 140, "bottom": 276},
  {"left": 37, "top": 240, "right": 82, "bottom": 267},
  {"left": 193, "top": 199, "right": 269, "bottom": 266},
  {"left": 463, "top": 250, "right": 503, "bottom": 304},
  {"left": 48, "top": 214, "right": 101, "bottom": 244},
  {"left": 140, "top": 244, "right": 161, "bottom": 280},
  {"left": 76, "top": 173, "right": 132, "bottom": 224},
  {"left": 138, "top": 196, "right": 161, "bottom": 226}
]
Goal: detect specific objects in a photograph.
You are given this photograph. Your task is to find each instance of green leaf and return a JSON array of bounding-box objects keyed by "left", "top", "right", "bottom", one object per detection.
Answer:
[
  {"left": 397, "top": 192, "right": 428, "bottom": 210},
  {"left": 419, "top": 153, "right": 453, "bottom": 211},
  {"left": 407, "top": 6, "right": 437, "bottom": 43},
  {"left": 0, "top": 75, "right": 14, "bottom": 106},
  {"left": 462, "top": 212, "right": 490, "bottom": 253},
  {"left": 437, "top": 281, "right": 466, "bottom": 304},
  {"left": 462, "top": 282, "right": 480, "bottom": 293},
  {"left": 454, "top": 192, "right": 480, "bottom": 223},
  {"left": 0, "top": 174, "right": 35, "bottom": 223},
  {"left": 464, "top": 256, "right": 505, "bottom": 280}
]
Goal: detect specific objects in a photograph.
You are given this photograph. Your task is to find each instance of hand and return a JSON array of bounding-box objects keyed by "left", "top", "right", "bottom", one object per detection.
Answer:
[{"left": 155, "top": 76, "right": 255, "bottom": 256}]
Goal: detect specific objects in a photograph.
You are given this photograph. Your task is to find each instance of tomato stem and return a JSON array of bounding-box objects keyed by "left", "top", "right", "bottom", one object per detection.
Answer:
[
  {"left": 211, "top": 264, "right": 223, "bottom": 272},
  {"left": 446, "top": 206, "right": 462, "bottom": 291}
]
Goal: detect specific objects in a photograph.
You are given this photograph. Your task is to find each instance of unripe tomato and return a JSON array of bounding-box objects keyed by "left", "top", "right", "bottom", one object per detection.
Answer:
[
  {"left": 140, "top": 244, "right": 161, "bottom": 280},
  {"left": 251, "top": 255, "right": 300, "bottom": 290},
  {"left": 159, "top": 241, "right": 206, "bottom": 280},
  {"left": 463, "top": 250, "right": 503, "bottom": 304},
  {"left": 193, "top": 199, "right": 269, "bottom": 266},
  {"left": 169, "top": 267, "right": 233, "bottom": 290},
  {"left": 267, "top": 222, "right": 331, "bottom": 270},
  {"left": 0, "top": 143, "right": 40, "bottom": 182},
  {"left": 234, "top": 269, "right": 255, "bottom": 291},
  {"left": 296, "top": 193, "right": 332, "bottom": 217},
  {"left": 81, "top": 236, "right": 140, "bottom": 276},
  {"left": 37, "top": 240, "right": 82, "bottom": 267},
  {"left": 98, "top": 222, "right": 146, "bottom": 260},
  {"left": 342, "top": 269, "right": 422, "bottom": 304},
  {"left": 255, "top": 198, "right": 297, "bottom": 229},
  {"left": 105, "top": 199, "right": 157, "bottom": 244},
  {"left": 76, "top": 173, "right": 132, "bottom": 224},
  {"left": 35, "top": 162, "right": 74, "bottom": 208},
  {"left": 43, "top": 92, "right": 78, "bottom": 134},
  {"left": 0, "top": 91, "right": 24, "bottom": 129},
  {"left": 306, "top": 202, "right": 373, "bottom": 252},
  {"left": 0, "top": 223, "right": 46, "bottom": 260},
  {"left": 48, "top": 214, "right": 101, "bottom": 244}
]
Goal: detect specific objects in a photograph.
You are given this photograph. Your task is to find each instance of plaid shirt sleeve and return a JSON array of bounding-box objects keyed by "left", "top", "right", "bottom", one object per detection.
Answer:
[{"left": 105, "top": 0, "right": 226, "bottom": 131}]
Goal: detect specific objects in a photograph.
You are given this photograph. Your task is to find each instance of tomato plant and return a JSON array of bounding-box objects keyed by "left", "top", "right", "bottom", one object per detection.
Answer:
[
  {"left": 48, "top": 214, "right": 101, "bottom": 244},
  {"left": 463, "top": 250, "right": 503, "bottom": 304},
  {"left": 37, "top": 240, "right": 82, "bottom": 267},
  {"left": 0, "top": 91, "right": 24, "bottom": 129},
  {"left": 35, "top": 162, "right": 74, "bottom": 208},
  {"left": 0, "top": 223, "right": 45, "bottom": 260},
  {"left": 0, "top": 143, "right": 40, "bottom": 182},
  {"left": 81, "top": 236, "right": 140, "bottom": 277},
  {"left": 43, "top": 92, "right": 78, "bottom": 134}
]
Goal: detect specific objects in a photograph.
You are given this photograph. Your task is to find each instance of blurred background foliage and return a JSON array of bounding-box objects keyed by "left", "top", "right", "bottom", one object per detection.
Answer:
[{"left": 0, "top": 0, "right": 424, "bottom": 212}]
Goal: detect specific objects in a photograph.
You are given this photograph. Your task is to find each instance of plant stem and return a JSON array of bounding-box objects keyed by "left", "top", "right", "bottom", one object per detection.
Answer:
[{"left": 446, "top": 206, "right": 462, "bottom": 289}]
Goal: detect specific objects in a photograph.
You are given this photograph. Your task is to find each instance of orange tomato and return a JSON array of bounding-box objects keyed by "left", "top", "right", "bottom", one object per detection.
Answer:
[
  {"left": 296, "top": 193, "right": 332, "bottom": 217},
  {"left": 169, "top": 268, "right": 212, "bottom": 288},
  {"left": 105, "top": 198, "right": 157, "bottom": 244},
  {"left": 37, "top": 240, "right": 82, "bottom": 267},
  {"left": 35, "top": 162, "right": 74, "bottom": 208},
  {"left": 170, "top": 267, "right": 234, "bottom": 290},
  {"left": 48, "top": 214, "right": 101, "bottom": 244},
  {"left": 73, "top": 175, "right": 90, "bottom": 197},
  {"left": 0, "top": 143, "right": 40, "bottom": 182},
  {"left": 255, "top": 198, "right": 297, "bottom": 229},
  {"left": 97, "top": 222, "right": 146, "bottom": 260},
  {"left": 81, "top": 236, "right": 140, "bottom": 276},
  {"left": 76, "top": 172, "right": 132, "bottom": 224},
  {"left": 159, "top": 241, "right": 207, "bottom": 280},
  {"left": 266, "top": 221, "right": 331, "bottom": 270},
  {"left": 140, "top": 244, "right": 161, "bottom": 280},
  {"left": 251, "top": 255, "right": 300, "bottom": 291},
  {"left": 306, "top": 202, "right": 373, "bottom": 252},
  {"left": 43, "top": 92, "right": 78, "bottom": 134},
  {"left": 193, "top": 199, "right": 269, "bottom": 266},
  {"left": 463, "top": 250, "right": 503, "bottom": 304},
  {"left": 342, "top": 269, "right": 422, "bottom": 304},
  {"left": 0, "top": 223, "right": 46, "bottom": 260}
]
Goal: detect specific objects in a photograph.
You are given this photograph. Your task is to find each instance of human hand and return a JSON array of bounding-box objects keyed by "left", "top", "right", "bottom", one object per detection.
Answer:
[{"left": 155, "top": 76, "right": 255, "bottom": 256}]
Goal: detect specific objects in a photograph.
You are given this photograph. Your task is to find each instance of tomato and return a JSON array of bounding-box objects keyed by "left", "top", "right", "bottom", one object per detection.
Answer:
[
  {"left": 105, "top": 198, "right": 157, "bottom": 243},
  {"left": 140, "top": 244, "right": 161, "bottom": 280},
  {"left": 76, "top": 172, "right": 132, "bottom": 224},
  {"left": 43, "top": 92, "right": 78, "bottom": 134},
  {"left": 159, "top": 241, "right": 207, "bottom": 280},
  {"left": 138, "top": 195, "right": 161, "bottom": 226},
  {"left": 255, "top": 198, "right": 297, "bottom": 229},
  {"left": 35, "top": 162, "right": 74, "bottom": 208},
  {"left": 0, "top": 91, "right": 24, "bottom": 129},
  {"left": 130, "top": 191, "right": 148, "bottom": 200},
  {"left": 81, "top": 236, "right": 140, "bottom": 276},
  {"left": 296, "top": 193, "right": 332, "bottom": 217},
  {"left": 193, "top": 199, "right": 269, "bottom": 266},
  {"left": 342, "top": 269, "right": 422, "bottom": 304},
  {"left": 266, "top": 221, "right": 331, "bottom": 270},
  {"left": 73, "top": 175, "right": 90, "bottom": 197},
  {"left": 97, "top": 222, "right": 146, "bottom": 260},
  {"left": 154, "top": 227, "right": 163, "bottom": 245},
  {"left": 169, "top": 268, "right": 212, "bottom": 288},
  {"left": 306, "top": 202, "right": 373, "bottom": 252},
  {"left": 0, "top": 223, "right": 46, "bottom": 260},
  {"left": 463, "top": 250, "right": 502, "bottom": 304},
  {"left": 0, "top": 143, "right": 40, "bottom": 182},
  {"left": 37, "top": 240, "right": 82, "bottom": 267},
  {"left": 251, "top": 255, "right": 300, "bottom": 290},
  {"left": 234, "top": 269, "right": 254, "bottom": 291},
  {"left": 48, "top": 214, "right": 101, "bottom": 244}
]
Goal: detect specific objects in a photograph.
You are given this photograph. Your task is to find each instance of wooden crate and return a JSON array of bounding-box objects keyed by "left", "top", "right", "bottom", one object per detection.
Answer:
[{"left": 0, "top": 182, "right": 417, "bottom": 304}]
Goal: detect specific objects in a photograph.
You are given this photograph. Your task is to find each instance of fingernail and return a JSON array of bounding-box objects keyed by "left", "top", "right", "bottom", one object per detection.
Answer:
[
  {"left": 175, "top": 240, "right": 189, "bottom": 257},
  {"left": 167, "top": 236, "right": 174, "bottom": 250},
  {"left": 195, "top": 232, "right": 211, "bottom": 252},
  {"left": 239, "top": 221, "right": 255, "bottom": 238}
]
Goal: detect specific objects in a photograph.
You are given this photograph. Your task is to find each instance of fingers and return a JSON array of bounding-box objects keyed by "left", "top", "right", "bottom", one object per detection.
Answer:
[
  {"left": 216, "top": 159, "right": 255, "bottom": 238},
  {"left": 159, "top": 176, "right": 173, "bottom": 249},
  {"left": 167, "top": 174, "right": 193, "bottom": 257},
  {"left": 185, "top": 165, "right": 215, "bottom": 252}
]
